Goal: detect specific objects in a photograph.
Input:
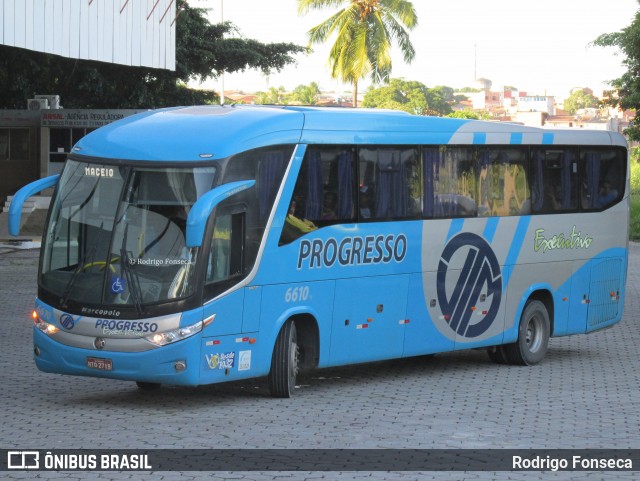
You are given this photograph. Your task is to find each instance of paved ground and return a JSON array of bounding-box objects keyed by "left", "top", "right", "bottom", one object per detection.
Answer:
[{"left": 1, "top": 243, "right": 639, "bottom": 481}]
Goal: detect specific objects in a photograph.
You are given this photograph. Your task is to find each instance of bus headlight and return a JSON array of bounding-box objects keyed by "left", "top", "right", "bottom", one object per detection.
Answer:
[
  {"left": 144, "top": 321, "right": 202, "bottom": 346},
  {"left": 34, "top": 315, "right": 59, "bottom": 335}
]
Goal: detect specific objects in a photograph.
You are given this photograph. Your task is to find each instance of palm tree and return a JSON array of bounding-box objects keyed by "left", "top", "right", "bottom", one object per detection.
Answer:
[{"left": 298, "top": 0, "right": 417, "bottom": 107}]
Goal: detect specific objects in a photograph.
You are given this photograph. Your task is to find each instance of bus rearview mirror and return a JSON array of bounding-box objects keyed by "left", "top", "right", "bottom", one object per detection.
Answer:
[{"left": 186, "top": 180, "right": 255, "bottom": 248}]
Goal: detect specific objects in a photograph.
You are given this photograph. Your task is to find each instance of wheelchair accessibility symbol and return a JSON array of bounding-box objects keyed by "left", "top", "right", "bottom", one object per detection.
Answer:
[
  {"left": 436, "top": 232, "right": 502, "bottom": 338},
  {"left": 110, "top": 276, "right": 127, "bottom": 294}
]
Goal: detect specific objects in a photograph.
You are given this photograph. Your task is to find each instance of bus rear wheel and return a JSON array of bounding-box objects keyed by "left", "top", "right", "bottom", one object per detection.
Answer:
[
  {"left": 503, "top": 300, "right": 550, "bottom": 366},
  {"left": 268, "top": 320, "right": 299, "bottom": 398}
]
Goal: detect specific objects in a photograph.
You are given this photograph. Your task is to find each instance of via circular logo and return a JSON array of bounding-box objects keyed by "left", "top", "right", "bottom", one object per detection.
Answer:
[
  {"left": 59, "top": 314, "right": 76, "bottom": 330},
  {"left": 436, "top": 232, "right": 502, "bottom": 338}
]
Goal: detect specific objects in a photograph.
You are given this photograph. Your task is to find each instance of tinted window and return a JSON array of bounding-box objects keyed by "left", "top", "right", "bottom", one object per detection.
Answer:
[
  {"left": 280, "top": 146, "right": 356, "bottom": 245},
  {"left": 580, "top": 148, "right": 626, "bottom": 210},
  {"left": 531, "top": 148, "right": 578, "bottom": 213},
  {"left": 478, "top": 147, "right": 530, "bottom": 216},
  {"left": 358, "top": 147, "right": 421, "bottom": 221},
  {"left": 424, "top": 146, "right": 477, "bottom": 218}
]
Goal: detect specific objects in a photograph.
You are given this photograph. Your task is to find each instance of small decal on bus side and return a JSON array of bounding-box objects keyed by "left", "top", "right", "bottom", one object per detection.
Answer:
[
  {"left": 205, "top": 352, "right": 235, "bottom": 370},
  {"left": 238, "top": 350, "right": 252, "bottom": 371}
]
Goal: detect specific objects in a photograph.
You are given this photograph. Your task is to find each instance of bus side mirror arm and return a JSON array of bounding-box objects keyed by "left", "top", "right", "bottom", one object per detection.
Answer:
[
  {"left": 8, "top": 175, "right": 60, "bottom": 236},
  {"left": 186, "top": 180, "right": 255, "bottom": 248}
]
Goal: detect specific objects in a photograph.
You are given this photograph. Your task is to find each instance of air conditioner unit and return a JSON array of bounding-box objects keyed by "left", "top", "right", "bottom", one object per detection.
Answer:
[
  {"left": 27, "top": 98, "right": 49, "bottom": 110},
  {"left": 35, "top": 94, "right": 60, "bottom": 109}
]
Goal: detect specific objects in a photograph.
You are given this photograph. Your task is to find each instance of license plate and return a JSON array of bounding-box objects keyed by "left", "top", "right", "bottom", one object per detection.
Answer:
[{"left": 86, "top": 357, "right": 113, "bottom": 371}]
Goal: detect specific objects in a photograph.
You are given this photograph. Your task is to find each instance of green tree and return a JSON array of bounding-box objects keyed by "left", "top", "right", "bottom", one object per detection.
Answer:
[
  {"left": 289, "top": 82, "right": 321, "bottom": 105},
  {"left": 427, "top": 86, "right": 455, "bottom": 116},
  {"left": 362, "top": 79, "right": 453, "bottom": 116},
  {"left": 564, "top": 89, "right": 598, "bottom": 114},
  {"left": 0, "top": 0, "right": 305, "bottom": 108},
  {"left": 255, "top": 86, "right": 288, "bottom": 105},
  {"left": 447, "top": 109, "right": 490, "bottom": 120},
  {"left": 298, "top": 0, "right": 417, "bottom": 107},
  {"left": 593, "top": 6, "right": 640, "bottom": 140}
]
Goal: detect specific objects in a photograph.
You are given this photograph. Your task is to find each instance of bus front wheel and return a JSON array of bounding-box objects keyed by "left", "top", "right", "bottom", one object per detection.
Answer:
[
  {"left": 504, "top": 300, "right": 550, "bottom": 366},
  {"left": 268, "top": 320, "right": 299, "bottom": 398}
]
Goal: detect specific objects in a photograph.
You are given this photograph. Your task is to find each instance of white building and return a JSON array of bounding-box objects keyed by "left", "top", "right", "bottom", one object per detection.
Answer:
[
  {"left": 0, "top": 0, "right": 176, "bottom": 70},
  {"left": 517, "top": 95, "right": 555, "bottom": 115}
]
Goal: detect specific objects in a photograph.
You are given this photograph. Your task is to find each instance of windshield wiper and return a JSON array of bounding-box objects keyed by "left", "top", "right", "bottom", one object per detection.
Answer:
[{"left": 59, "top": 246, "right": 95, "bottom": 309}]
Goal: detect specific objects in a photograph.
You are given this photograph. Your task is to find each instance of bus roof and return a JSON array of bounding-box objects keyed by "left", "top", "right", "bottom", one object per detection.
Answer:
[{"left": 73, "top": 105, "right": 628, "bottom": 162}]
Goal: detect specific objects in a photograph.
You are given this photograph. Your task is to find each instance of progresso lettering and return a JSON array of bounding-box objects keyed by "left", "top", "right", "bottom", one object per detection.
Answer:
[
  {"left": 94, "top": 319, "right": 158, "bottom": 333},
  {"left": 297, "top": 234, "right": 407, "bottom": 269}
]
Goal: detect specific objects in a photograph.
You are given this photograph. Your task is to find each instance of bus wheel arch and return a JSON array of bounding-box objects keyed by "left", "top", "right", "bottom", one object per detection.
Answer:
[
  {"left": 289, "top": 314, "right": 320, "bottom": 371},
  {"left": 268, "top": 313, "right": 319, "bottom": 398},
  {"left": 488, "top": 288, "right": 554, "bottom": 366},
  {"left": 527, "top": 289, "right": 555, "bottom": 337},
  {"left": 504, "top": 295, "right": 552, "bottom": 366}
]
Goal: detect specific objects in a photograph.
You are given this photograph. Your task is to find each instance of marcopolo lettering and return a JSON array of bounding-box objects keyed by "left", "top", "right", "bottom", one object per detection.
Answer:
[
  {"left": 297, "top": 234, "right": 407, "bottom": 269},
  {"left": 94, "top": 319, "right": 159, "bottom": 333}
]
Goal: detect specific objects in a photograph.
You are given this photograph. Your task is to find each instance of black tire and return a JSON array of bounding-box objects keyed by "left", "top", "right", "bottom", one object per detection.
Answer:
[
  {"left": 136, "top": 381, "right": 161, "bottom": 390},
  {"left": 268, "top": 320, "right": 299, "bottom": 398},
  {"left": 503, "top": 300, "right": 550, "bottom": 366},
  {"left": 487, "top": 345, "right": 509, "bottom": 364}
]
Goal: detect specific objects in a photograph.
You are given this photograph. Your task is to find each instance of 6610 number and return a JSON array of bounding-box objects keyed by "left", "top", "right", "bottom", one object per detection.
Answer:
[{"left": 284, "top": 286, "right": 310, "bottom": 303}]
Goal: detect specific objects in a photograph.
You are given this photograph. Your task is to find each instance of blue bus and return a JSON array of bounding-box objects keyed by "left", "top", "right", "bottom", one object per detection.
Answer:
[{"left": 9, "top": 106, "right": 629, "bottom": 397}]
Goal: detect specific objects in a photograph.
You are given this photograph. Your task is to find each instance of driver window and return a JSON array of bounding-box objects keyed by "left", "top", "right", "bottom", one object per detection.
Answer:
[
  {"left": 207, "top": 214, "right": 231, "bottom": 283},
  {"left": 206, "top": 210, "right": 245, "bottom": 286}
]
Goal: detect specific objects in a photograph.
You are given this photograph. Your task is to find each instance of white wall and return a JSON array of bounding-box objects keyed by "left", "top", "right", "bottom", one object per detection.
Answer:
[{"left": 0, "top": 0, "right": 175, "bottom": 70}]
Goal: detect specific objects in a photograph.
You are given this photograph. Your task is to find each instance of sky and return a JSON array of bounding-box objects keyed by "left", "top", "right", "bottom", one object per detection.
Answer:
[{"left": 193, "top": 0, "right": 640, "bottom": 99}]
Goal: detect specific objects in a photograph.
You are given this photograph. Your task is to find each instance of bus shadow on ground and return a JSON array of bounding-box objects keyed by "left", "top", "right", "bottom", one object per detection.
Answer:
[
  {"left": 54, "top": 343, "right": 604, "bottom": 408},
  {"left": 67, "top": 350, "right": 524, "bottom": 406}
]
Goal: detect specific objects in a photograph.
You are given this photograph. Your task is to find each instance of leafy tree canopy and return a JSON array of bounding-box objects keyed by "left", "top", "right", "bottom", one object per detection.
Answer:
[
  {"left": 447, "top": 109, "right": 490, "bottom": 120},
  {"left": 254, "top": 86, "right": 289, "bottom": 105},
  {"left": 362, "top": 78, "right": 453, "bottom": 116},
  {"left": 289, "top": 82, "right": 321, "bottom": 105},
  {"left": 0, "top": 0, "right": 305, "bottom": 109},
  {"left": 563, "top": 89, "right": 599, "bottom": 114},
  {"left": 455, "top": 87, "right": 482, "bottom": 93},
  {"left": 593, "top": 5, "right": 640, "bottom": 139},
  {"left": 298, "top": 0, "right": 417, "bottom": 107}
]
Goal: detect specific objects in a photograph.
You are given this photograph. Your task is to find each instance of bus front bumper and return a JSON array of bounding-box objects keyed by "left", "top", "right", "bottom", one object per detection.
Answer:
[{"left": 33, "top": 328, "right": 202, "bottom": 386}]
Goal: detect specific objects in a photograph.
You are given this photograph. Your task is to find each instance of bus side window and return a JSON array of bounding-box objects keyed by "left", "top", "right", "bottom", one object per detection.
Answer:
[
  {"left": 279, "top": 146, "right": 355, "bottom": 245},
  {"left": 477, "top": 148, "right": 530, "bottom": 217},
  {"left": 531, "top": 148, "right": 578, "bottom": 213},
  {"left": 359, "top": 146, "right": 421, "bottom": 221},
  {"left": 424, "top": 146, "right": 477, "bottom": 218},
  {"left": 581, "top": 149, "right": 626, "bottom": 210}
]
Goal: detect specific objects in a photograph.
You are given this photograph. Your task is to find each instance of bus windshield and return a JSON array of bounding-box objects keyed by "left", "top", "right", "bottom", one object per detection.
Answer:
[{"left": 41, "top": 159, "right": 218, "bottom": 309}]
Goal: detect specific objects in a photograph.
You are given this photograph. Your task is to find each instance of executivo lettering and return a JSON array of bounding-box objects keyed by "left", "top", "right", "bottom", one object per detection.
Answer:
[{"left": 534, "top": 226, "right": 593, "bottom": 253}]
